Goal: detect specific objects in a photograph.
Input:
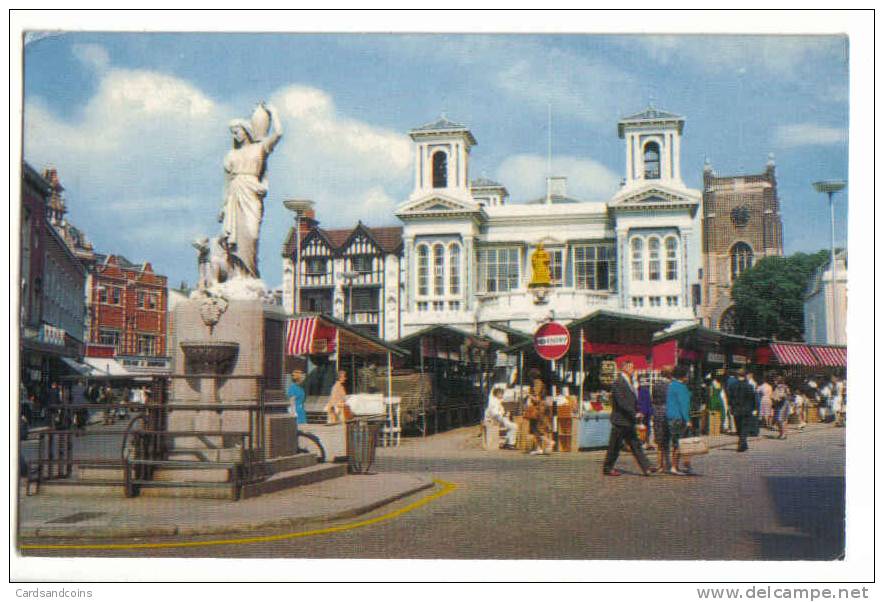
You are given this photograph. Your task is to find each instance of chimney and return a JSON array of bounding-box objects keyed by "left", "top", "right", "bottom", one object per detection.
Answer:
[{"left": 546, "top": 176, "right": 567, "bottom": 203}]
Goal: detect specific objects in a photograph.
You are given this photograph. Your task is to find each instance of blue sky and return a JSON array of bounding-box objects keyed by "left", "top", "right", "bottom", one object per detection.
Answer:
[{"left": 23, "top": 33, "right": 849, "bottom": 289}]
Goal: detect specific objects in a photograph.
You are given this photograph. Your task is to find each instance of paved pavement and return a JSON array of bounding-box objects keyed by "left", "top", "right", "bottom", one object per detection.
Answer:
[{"left": 17, "top": 421, "right": 845, "bottom": 561}]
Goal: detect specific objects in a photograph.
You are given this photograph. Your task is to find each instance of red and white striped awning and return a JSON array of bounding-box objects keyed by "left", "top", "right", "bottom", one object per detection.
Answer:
[
  {"left": 286, "top": 317, "right": 318, "bottom": 356},
  {"left": 769, "top": 343, "right": 819, "bottom": 366},
  {"left": 810, "top": 345, "right": 847, "bottom": 367}
]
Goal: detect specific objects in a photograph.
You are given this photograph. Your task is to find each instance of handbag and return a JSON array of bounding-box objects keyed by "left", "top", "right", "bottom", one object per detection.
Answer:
[{"left": 678, "top": 434, "right": 709, "bottom": 456}]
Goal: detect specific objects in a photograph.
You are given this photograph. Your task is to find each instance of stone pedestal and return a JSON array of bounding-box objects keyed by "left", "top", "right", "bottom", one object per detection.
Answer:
[{"left": 168, "top": 297, "right": 289, "bottom": 464}]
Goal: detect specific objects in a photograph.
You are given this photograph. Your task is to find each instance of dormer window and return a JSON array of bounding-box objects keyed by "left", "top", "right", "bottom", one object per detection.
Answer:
[
  {"left": 432, "top": 151, "right": 448, "bottom": 188},
  {"left": 644, "top": 141, "right": 660, "bottom": 180}
]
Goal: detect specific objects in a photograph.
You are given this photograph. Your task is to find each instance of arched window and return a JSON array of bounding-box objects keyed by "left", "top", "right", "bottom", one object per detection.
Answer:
[
  {"left": 719, "top": 306, "right": 738, "bottom": 334},
  {"left": 643, "top": 141, "right": 660, "bottom": 180},
  {"left": 631, "top": 237, "right": 644, "bottom": 281},
  {"left": 433, "top": 244, "right": 445, "bottom": 296},
  {"left": 432, "top": 151, "right": 448, "bottom": 188},
  {"left": 730, "top": 242, "right": 754, "bottom": 281},
  {"left": 648, "top": 236, "right": 661, "bottom": 281},
  {"left": 417, "top": 244, "right": 429, "bottom": 296},
  {"left": 665, "top": 236, "right": 678, "bottom": 281},
  {"left": 448, "top": 243, "right": 461, "bottom": 295}
]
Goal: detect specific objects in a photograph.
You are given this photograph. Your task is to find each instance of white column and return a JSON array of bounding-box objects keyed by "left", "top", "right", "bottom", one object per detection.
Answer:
[
  {"left": 626, "top": 134, "right": 634, "bottom": 183},
  {"left": 673, "top": 132, "right": 682, "bottom": 182},
  {"left": 464, "top": 235, "right": 475, "bottom": 310},
  {"left": 404, "top": 237, "right": 415, "bottom": 312},
  {"left": 617, "top": 229, "right": 628, "bottom": 309},
  {"left": 414, "top": 145, "right": 422, "bottom": 191},
  {"left": 681, "top": 228, "right": 691, "bottom": 308}
]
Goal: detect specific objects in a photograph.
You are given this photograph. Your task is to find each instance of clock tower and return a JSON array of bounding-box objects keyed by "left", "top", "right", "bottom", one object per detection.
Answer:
[{"left": 698, "top": 155, "right": 784, "bottom": 331}]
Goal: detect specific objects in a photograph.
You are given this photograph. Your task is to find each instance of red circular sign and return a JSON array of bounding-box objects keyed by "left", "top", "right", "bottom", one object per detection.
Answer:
[{"left": 533, "top": 322, "right": 571, "bottom": 361}]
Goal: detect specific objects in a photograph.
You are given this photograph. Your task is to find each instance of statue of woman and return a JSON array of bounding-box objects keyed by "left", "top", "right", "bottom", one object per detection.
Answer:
[{"left": 218, "top": 103, "right": 283, "bottom": 280}]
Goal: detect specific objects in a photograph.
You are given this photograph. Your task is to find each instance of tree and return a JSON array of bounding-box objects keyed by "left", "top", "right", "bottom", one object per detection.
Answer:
[{"left": 730, "top": 250, "right": 830, "bottom": 340}]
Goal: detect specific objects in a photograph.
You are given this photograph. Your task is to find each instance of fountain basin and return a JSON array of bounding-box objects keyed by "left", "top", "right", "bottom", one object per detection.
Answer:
[{"left": 180, "top": 341, "right": 239, "bottom": 374}]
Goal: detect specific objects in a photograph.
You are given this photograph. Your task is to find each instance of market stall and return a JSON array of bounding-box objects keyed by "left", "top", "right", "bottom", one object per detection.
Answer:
[
  {"left": 285, "top": 313, "right": 408, "bottom": 451},
  {"left": 502, "top": 309, "right": 673, "bottom": 451},
  {"left": 395, "top": 324, "right": 503, "bottom": 435}
]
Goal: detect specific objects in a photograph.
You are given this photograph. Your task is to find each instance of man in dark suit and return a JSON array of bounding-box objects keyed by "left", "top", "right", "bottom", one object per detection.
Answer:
[
  {"left": 730, "top": 368, "right": 757, "bottom": 452},
  {"left": 603, "top": 360, "right": 651, "bottom": 476}
]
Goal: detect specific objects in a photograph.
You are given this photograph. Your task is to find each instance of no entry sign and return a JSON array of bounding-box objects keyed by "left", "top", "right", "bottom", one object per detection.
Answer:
[{"left": 533, "top": 321, "right": 571, "bottom": 361}]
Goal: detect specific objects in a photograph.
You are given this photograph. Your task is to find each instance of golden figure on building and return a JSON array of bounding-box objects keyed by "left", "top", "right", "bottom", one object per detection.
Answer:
[{"left": 529, "top": 243, "right": 552, "bottom": 289}]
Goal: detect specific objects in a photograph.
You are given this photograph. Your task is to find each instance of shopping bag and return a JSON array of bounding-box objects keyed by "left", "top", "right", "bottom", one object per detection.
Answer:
[{"left": 678, "top": 436, "right": 709, "bottom": 456}]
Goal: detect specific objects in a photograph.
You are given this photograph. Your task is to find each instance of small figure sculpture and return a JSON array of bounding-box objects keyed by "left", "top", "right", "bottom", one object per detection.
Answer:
[
  {"left": 192, "top": 237, "right": 229, "bottom": 290},
  {"left": 529, "top": 243, "right": 552, "bottom": 288}
]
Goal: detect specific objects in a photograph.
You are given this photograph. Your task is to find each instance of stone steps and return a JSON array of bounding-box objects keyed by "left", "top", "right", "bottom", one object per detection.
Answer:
[{"left": 241, "top": 462, "right": 347, "bottom": 499}]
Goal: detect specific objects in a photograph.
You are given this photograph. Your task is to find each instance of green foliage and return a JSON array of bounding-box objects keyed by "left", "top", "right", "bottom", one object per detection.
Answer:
[{"left": 730, "top": 250, "right": 831, "bottom": 340}]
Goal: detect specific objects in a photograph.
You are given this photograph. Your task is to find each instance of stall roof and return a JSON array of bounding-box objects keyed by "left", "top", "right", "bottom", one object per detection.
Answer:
[
  {"left": 769, "top": 342, "right": 820, "bottom": 367},
  {"left": 653, "top": 322, "right": 761, "bottom": 349},
  {"left": 487, "top": 323, "right": 533, "bottom": 344},
  {"left": 60, "top": 357, "right": 96, "bottom": 378},
  {"left": 291, "top": 312, "right": 408, "bottom": 357},
  {"left": 396, "top": 324, "right": 505, "bottom": 351},
  {"left": 83, "top": 357, "right": 132, "bottom": 377},
  {"left": 503, "top": 309, "right": 673, "bottom": 354},
  {"left": 809, "top": 345, "right": 847, "bottom": 367}
]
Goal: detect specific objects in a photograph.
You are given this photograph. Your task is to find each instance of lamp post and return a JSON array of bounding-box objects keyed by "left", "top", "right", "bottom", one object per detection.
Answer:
[
  {"left": 283, "top": 199, "right": 315, "bottom": 316},
  {"left": 812, "top": 180, "right": 846, "bottom": 345},
  {"left": 341, "top": 271, "right": 357, "bottom": 324}
]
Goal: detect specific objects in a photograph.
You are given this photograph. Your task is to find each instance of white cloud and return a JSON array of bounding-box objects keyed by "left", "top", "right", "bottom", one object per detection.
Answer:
[
  {"left": 72, "top": 43, "right": 110, "bottom": 71},
  {"left": 773, "top": 123, "right": 847, "bottom": 148},
  {"left": 24, "top": 46, "right": 413, "bottom": 287},
  {"left": 630, "top": 35, "right": 847, "bottom": 78},
  {"left": 496, "top": 154, "right": 620, "bottom": 202}
]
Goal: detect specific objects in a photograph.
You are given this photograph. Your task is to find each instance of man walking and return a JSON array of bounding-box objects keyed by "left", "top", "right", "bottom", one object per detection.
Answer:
[
  {"left": 730, "top": 368, "right": 757, "bottom": 452},
  {"left": 603, "top": 359, "right": 651, "bottom": 477}
]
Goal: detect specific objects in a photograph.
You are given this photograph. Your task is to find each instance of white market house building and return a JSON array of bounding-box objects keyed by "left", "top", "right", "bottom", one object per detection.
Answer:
[{"left": 395, "top": 106, "right": 703, "bottom": 341}]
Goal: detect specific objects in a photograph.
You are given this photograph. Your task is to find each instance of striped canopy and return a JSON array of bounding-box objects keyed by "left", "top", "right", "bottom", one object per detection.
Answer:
[
  {"left": 810, "top": 345, "right": 847, "bottom": 367},
  {"left": 769, "top": 343, "right": 818, "bottom": 366}
]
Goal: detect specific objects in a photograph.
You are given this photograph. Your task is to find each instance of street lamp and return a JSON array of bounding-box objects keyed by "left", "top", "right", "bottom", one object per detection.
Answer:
[
  {"left": 812, "top": 180, "right": 846, "bottom": 345},
  {"left": 283, "top": 199, "right": 315, "bottom": 315}
]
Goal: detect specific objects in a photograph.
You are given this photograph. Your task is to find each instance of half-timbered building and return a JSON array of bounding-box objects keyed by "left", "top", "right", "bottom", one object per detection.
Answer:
[{"left": 282, "top": 222, "right": 403, "bottom": 340}]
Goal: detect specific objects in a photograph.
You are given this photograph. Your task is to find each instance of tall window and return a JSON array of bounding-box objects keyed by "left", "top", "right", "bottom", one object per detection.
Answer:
[
  {"left": 730, "top": 242, "right": 754, "bottom": 281},
  {"left": 448, "top": 243, "right": 461, "bottom": 295},
  {"left": 665, "top": 236, "right": 679, "bottom": 281},
  {"left": 417, "top": 244, "right": 429, "bottom": 296},
  {"left": 648, "top": 237, "right": 661, "bottom": 281},
  {"left": 644, "top": 141, "right": 660, "bottom": 179},
  {"left": 306, "top": 257, "right": 327, "bottom": 275},
  {"left": 351, "top": 255, "right": 373, "bottom": 273},
  {"left": 478, "top": 247, "right": 520, "bottom": 293},
  {"left": 575, "top": 244, "right": 615, "bottom": 291},
  {"left": 631, "top": 237, "right": 644, "bottom": 281},
  {"left": 137, "top": 334, "right": 157, "bottom": 356},
  {"left": 433, "top": 244, "right": 445, "bottom": 296},
  {"left": 432, "top": 151, "right": 448, "bottom": 188},
  {"left": 549, "top": 249, "right": 564, "bottom": 287},
  {"left": 99, "top": 328, "right": 121, "bottom": 351}
]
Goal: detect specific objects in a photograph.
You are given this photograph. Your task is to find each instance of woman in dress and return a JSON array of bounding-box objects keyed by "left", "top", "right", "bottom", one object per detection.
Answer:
[
  {"left": 771, "top": 375, "right": 791, "bottom": 439},
  {"left": 219, "top": 103, "right": 283, "bottom": 280},
  {"left": 708, "top": 377, "right": 728, "bottom": 433},
  {"left": 757, "top": 375, "right": 774, "bottom": 429}
]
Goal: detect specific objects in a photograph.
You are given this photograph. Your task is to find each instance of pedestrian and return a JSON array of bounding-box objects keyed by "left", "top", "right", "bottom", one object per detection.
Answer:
[
  {"left": 324, "top": 370, "right": 350, "bottom": 424},
  {"left": 831, "top": 375, "right": 846, "bottom": 427},
  {"left": 651, "top": 366, "right": 673, "bottom": 473},
  {"left": 525, "top": 377, "right": 552, "bottom": 455},
  {"left": 730, "top": 369, "right": 757, "bottom": 452},
  {"left": 486, "top": 387, "right": 517, "bottom": 450},
  {"left": 708, "top": 376, "right": 727, "bottom": 434},
  {"left": 771, "top": 375, "right": 791, "bottom": 440},
  {"left": 287, "top": 369, "right": 307, "bottom": 424},
  {"left": 757, "top": 375, "right": 774, "bottom": 429},
  {"left": 602, "top": 359, "right": 651, "bottom": 477},
  {"left": 667, "top": 367, "right": 694, "bottom": 475}
]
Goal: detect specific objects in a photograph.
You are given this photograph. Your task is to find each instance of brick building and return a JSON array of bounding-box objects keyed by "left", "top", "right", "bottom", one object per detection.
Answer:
[
  {"left": 698, "top": 156, "right": 784, "bottom": 331},
  {"left": 86, "top": 255, "right": 170, "bottom": 375},
  {"left": 19, "top": 163, "right": 88, "bottom": 395}
]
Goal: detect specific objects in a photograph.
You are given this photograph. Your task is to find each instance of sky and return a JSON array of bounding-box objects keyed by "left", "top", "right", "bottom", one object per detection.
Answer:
[{"left": 22, "top": 33, "right": 849, "bottom": 290}]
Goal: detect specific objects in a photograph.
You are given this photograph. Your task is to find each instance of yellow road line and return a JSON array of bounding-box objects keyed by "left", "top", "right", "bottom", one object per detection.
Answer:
[{"left": 20, "top": 479, "right": 457, "bottom": 552}]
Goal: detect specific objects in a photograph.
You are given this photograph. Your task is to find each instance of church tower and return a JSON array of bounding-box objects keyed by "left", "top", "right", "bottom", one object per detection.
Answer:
[
  {"left": 407, "top": 116, "right": 476, "bottom": 203},
  {"left": 617, "top": 104, "right": 685, "bottom": 190},
  {"left": 698, "top": 155, "right": 784, "bottom": 331}
]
